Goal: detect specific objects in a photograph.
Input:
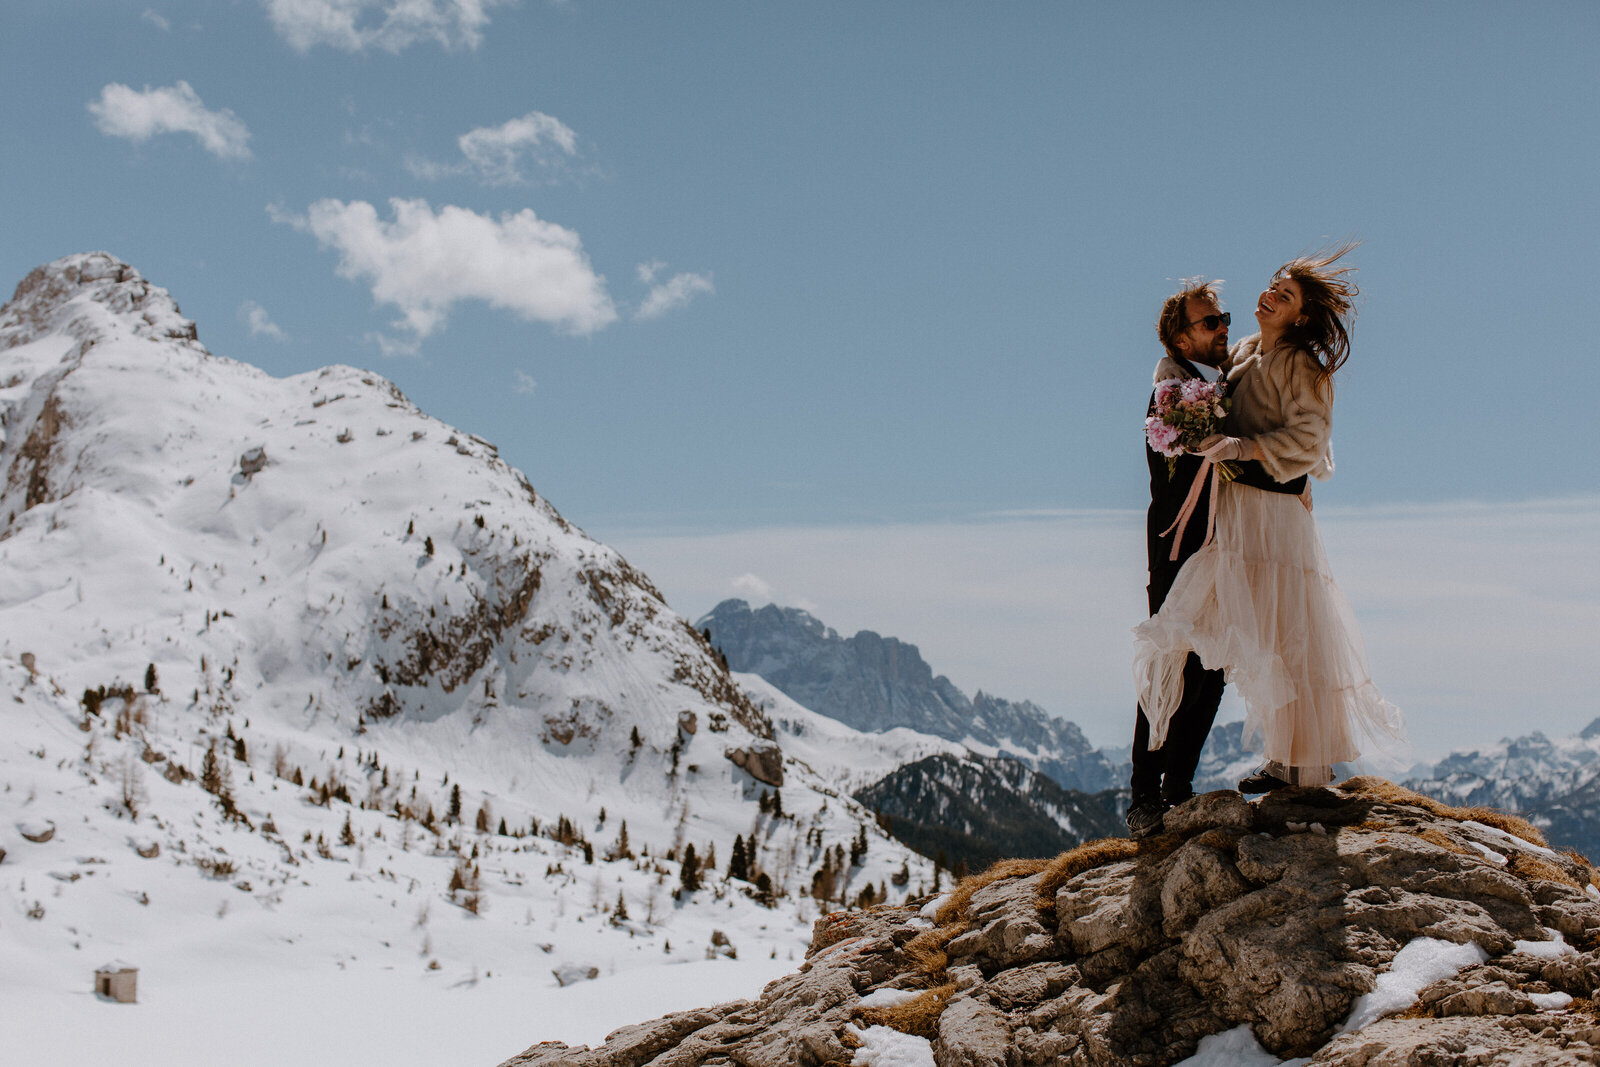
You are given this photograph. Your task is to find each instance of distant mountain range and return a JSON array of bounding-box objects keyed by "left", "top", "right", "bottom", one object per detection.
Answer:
[
  {"left": 700, "top": 597, "right": 1600, "bottom": 864},
  {"left": 698, "top": 599, "right": 1119, "bottom": 793},
  {"left": 1402, "top": 722, "right": 1600, "bottom": 859}
]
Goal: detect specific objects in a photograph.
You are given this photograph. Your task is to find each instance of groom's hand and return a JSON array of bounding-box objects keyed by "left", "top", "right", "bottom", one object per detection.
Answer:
[{"left": 1194, "top": 434, "right": 1257, "bottom": 462}]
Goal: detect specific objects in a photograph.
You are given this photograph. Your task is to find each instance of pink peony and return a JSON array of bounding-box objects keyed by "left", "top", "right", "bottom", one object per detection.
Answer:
[
  {"left": 1145, "top": 416, "right": 1182, "bottom": 456},
  {"left": 1180, "top": 377, "right": 1213, "bottom": 404}
]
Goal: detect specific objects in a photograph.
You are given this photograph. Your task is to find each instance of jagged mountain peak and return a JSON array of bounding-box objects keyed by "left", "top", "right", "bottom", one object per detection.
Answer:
[
  {"left": 699, "top": 598, "right": 840, "bottom": 642},
  {"left": 0, "top": 252, "right": 805, "bottom": 851},
  {"left": 2, "top": 251, "right": 201, "bottom": 354}
]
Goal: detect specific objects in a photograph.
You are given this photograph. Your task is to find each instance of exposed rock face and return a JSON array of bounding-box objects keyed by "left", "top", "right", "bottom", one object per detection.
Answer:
[
  {"left": 501, "top": 780, "right": 1600, "bottom": 1067},
  {"left": 725, "top": 742, "right": 783, "bottom": 787}
]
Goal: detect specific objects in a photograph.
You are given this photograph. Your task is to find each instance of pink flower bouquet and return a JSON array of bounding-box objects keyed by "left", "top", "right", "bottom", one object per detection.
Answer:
[{"left": 1145, "top": 377, "right": 1239, "bottom": 481}]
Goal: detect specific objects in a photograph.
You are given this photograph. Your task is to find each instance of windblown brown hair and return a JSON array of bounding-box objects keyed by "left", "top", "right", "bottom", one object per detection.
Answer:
[
  {"left": 1156, "top": 278, "right": 1223, "bottom": 360},
  {"left": 1277, "top": 241, "right": 1360, "bottom": 384}
]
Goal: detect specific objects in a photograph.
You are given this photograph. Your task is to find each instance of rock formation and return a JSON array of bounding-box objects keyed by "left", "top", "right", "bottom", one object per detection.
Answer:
[{"left": 502, "top": 778, "right": 1600, "bottom": 1066}]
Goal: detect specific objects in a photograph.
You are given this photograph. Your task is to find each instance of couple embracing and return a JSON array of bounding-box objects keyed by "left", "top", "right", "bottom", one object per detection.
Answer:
[{"left": 1126, "top": 245, "right": 1408, "bottom": 840}]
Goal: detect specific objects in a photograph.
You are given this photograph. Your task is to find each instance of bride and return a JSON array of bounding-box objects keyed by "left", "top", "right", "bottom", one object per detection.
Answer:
[{"left": 1133, "top": 244, "right": 1408, "bottom": 791}]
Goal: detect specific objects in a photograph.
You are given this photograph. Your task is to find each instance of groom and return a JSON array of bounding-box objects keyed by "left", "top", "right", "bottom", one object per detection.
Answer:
[{"left": 1126, "top": 281, "right": 1231, "bottom": 839}]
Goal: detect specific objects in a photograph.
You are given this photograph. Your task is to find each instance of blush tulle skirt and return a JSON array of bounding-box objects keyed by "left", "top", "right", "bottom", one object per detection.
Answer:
[{"left": 1133, "top": 483, "right": 1409, "bottom": 786}]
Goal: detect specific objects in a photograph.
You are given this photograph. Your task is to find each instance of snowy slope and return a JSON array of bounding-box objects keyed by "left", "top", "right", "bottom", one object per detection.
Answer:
[{"left": 0, "top": 253, "right": 937, "bottom": 1064}]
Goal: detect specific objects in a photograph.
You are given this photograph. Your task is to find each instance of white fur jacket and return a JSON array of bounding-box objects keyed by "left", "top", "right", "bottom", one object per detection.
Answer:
[{"left": 1220, "top": 334, "right": 1335, "bottom": 483}]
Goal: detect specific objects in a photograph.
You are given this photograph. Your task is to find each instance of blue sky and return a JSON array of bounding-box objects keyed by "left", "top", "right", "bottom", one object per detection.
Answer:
[{"left": 4, "top": 1, "right": 1597, "bottom": 757}]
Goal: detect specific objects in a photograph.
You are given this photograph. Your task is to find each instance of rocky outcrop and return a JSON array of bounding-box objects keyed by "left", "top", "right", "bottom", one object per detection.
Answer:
[
  {"left": 501, "top": 779, "right": 1600, "bottom": 1067},
  {"left": 725, "top": 742, "right": 784, "bottom": 787}
]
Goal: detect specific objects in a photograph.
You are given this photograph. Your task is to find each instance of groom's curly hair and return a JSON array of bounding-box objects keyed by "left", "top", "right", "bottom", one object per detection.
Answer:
[{"left": 1156, "top": 278, "right": 1223, "bottom": 359}]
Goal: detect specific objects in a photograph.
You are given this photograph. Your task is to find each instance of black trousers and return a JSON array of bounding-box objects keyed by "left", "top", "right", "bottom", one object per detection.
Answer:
[{"left": 1129, "top": 561, "right": 1225, "bottom": 805}]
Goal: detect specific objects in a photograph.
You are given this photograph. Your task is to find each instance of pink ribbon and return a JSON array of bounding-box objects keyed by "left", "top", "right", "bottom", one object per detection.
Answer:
[{"left": 1159, "top": 440, "right": 1231, "bottom": 561}]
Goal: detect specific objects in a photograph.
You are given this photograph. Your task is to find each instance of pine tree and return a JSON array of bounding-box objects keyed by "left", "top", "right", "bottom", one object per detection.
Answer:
[
  {"left": 448, "top": 783, "right": 462, "bottom": 823},
  {"left": 728, "top": 834, "right": 748, "bottom": 881},
  {"left": 144, "top": 663, "right": 159, "bottom": 693},
  {"left": 680, "top": 843, "right": 701, "bottom": 892},
  {"left": 424, "top": 536, "right": 435, "bottom": 556},
  {"left": 201, "top": 744, "right": 224, "bottom": 795},
  {"left": 849, "top": 824, "right": 868, "bottom": 867},
  {"left": 613, "top": 890, "right": 629, "bottom": 922},
  {"left": 340, "top": 814, "right": 356, "bottom": 847},
  {"left": 614, "top": 820, "right": 632, "bottom": 860},
  {"left": 497, "top": 817, "right": 508, "bottom": 836},
  {"left": 476, "top": 802, "right": 490, "bottom": 833}
]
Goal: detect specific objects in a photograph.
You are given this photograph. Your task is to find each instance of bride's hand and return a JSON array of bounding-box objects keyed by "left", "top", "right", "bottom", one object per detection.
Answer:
[{"left": 1194, "top": 434, "right": 1258, "bottom": 462}]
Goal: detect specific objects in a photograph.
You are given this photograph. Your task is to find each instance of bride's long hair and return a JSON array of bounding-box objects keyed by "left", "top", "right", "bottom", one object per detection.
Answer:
[{"left": 1278, "top": 241, "right": 1359, "bottom": 384}]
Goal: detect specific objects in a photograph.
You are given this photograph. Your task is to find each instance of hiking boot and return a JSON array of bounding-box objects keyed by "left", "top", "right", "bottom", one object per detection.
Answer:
[
  {"left": 1162, "top": 789, "right": 1196, "bottom": 809},
  {"left": 1125, "top": 799, "right": 1167, "bottom": 840},
  {"left": 1237, "top": 769, "right": 1291, "bottom": 794}
]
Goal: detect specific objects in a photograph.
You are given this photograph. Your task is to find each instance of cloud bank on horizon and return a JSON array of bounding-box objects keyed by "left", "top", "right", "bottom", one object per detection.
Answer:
[{"left": 610, "top": 497, "right": 1600, "bottom": 764}]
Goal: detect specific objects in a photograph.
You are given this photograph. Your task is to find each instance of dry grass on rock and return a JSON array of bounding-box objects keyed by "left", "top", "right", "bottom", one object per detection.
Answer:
[
  {"left": 903, "top": 921, "right": 969, "bottom": 979},
  {"left": 1035, "top": 837, "right": 1143, "bottom": 904},
  {"left": 858, "top": 982, "right": 958, "bottom": 1039},
  {"left": 1339, "top": 776, "right": 1550, "bottom": 848},
  {"left": 1411, "top": 826, "right": 1474, "bottom": 857},
  {"left": 933, "top": 857, "right": 1050, "bottom": 926}
]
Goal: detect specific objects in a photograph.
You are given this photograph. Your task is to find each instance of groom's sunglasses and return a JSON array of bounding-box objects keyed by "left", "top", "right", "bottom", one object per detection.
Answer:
[{"left": 1185, "top": 312, "right": 1231, "bottom": 331}]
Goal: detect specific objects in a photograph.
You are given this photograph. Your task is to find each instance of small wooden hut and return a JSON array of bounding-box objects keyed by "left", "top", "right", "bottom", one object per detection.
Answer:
[{"left": 95, "top": 961, "right": 137, "bottom": 1003}]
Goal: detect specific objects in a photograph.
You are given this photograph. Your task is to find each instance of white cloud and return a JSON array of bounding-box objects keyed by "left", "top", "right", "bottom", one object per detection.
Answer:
[
  {"left": 513, "top": 370, "right": 538, "bottom": 395},
  {"left": 240, "top": 300, "right": 287, "bottom": 340},
  {"left": 608, "top": 496, "right": 1600, "bottom": 762},
  {"left": 141, "top": 9, "right": 171, "bottom": 31},
  {"left": 635, "top": 264, "right": 714, "bottom": 320},
  {"left": 272, "top": 197, "right": 617, "bottom": 339},
  {"left": 730, "top": 573, "right": 773, "bottom": 603},
  {"left": 88, "top": 81, "right": 251, "bottom": 160},
  {"left": 364, "top": 331, "right": 421, "bottom": 358},
  {"left": 263, "top": 0, "right": 514, "bottom": 54},
  {"left": 407, "top": 110, "right": 579, "bottom": 186}
]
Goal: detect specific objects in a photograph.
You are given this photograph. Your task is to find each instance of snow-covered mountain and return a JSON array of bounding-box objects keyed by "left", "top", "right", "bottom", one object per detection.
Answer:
[
  {"left": 698, "top": 598, "right": 1120, "bottom": 792},
  {"left": 1402, "top": 719, "right": 1600, "bottom": 859},
  {"left": 0, "top": 253, "right": 937, "bottom": 1064}
]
